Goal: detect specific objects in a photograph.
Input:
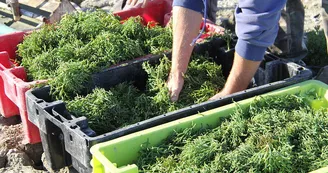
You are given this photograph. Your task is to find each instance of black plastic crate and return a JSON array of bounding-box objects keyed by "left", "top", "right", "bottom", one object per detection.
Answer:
[{"left": 26, "top": 43, "right": 312, "bottom": 173}]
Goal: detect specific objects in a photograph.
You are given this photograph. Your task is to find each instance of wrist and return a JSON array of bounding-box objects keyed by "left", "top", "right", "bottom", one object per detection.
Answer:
[{"left": 169, "top": 69, "right": 185, "bottom": 79}]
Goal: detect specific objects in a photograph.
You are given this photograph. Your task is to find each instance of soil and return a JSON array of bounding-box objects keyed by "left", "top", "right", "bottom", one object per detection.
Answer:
[
  {"left": 0, "top": 116, "right": 73, "bottom": 173},
  {"left": 0, "top": 0, "right": 325, "bottom": 172}
]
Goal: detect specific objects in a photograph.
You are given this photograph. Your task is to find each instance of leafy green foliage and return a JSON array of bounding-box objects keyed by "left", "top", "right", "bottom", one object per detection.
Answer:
[
  {"left": 67, "top": 85, "right": 140, "bottom": 133},
  {"left": 304, "top": 29, "right": 328, "bottom": 66},
  {"left": 55, "top": 10, "right": 122, "bottom": 43},
  {"left": 144, "top": 25, "right": 173, "bottom": 54},
  {"left": 18, "top": 10, "right": 229, "bottom": 135},
  {"left": 67, "top": 55, "right": 225, "bottom": 135},
  {"left": 84, "top": 32, "right": 145, "bottom": 68},
  {"left": 17, "top": 25, "right": 59, "bottom": 65},
  {"left": 136, "top": 95, "right": 328, "bottom": 173},
  {"left": 144, "top": 55, "right": 225, "bottom": 109},
  {"left": 49, "top": 60, "right": 95, "bottom": 101},
  {"left": 17, "top": 10, "right": 173, "bottom": 100},
  {"left": 219, "top": 30, "right": 234, "bottom": 50}
]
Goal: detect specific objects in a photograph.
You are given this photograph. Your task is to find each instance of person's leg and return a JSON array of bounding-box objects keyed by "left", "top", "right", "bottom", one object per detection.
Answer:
[
  {"left": 269, "top": 0, "right": 307, "bottom": 62},
  {"left": 322, "top": 0, "right": 328, "bottom": 53},
  {"left": 206, "top": 0, "right": 218, "bottom": 23}
]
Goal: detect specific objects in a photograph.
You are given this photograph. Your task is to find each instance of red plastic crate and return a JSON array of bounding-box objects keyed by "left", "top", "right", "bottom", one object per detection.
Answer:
[
  {"left": 0, "top": 73, "right": 20, "bottom": 117},
  {"left": 0, "top": 0, "right": 223, "bottom": 144},
  {"left": 0, "top": 51, "right": 45, "bottom": 144},
  {"left": 0, "top": 31, "right": 25, "bottom": 60},
  {"left": 115, "top": 0, "right": 173, "bottom": 26},
  {"left": 115, "top": 0, "right": 222, "bottom": 42},
  {"left": 0, "top": 32, "right": 26, "bottom": 118}
]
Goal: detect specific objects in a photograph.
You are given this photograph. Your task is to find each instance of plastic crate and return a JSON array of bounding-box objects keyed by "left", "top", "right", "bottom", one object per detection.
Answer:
[
  {"left": 0, "top": 31, "right": 25, "bottom": 60},
  {"left": 311, "top": 166, "right": 328, "bottom": 173},
  {"left": 114, "top": 0, "right": 219, "bottom": 42},
  {"left": 90, "top": 80, "right": 328, "bottom": 173},
  {"left": 0, "top": 52, "right": 44, "bottom": 143},
  {"left": 0, "top": 31, "right": 25, "bottom": 118},
  {"left": 25, "top": 46, "right": 312, "bottom": 172},
  {"left": 114, "top": 0, "right": 173, "bottom": 26},
  {"left": 0, "top": 0, "right": 220, "bottom": 144}
]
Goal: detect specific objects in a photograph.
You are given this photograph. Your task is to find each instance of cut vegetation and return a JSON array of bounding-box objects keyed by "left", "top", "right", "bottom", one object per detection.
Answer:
[
  {"left": 17, "top": 10, "right": 173, "bottom": 100},
  {"left": 136, "top": 94, "right": 328, "bottom": 173},
  {"left": 67, "top": 56, "right": 225, "bottom": 134},
  {"left": 17, "top": 10, "right": 228, "bottom": 134}
]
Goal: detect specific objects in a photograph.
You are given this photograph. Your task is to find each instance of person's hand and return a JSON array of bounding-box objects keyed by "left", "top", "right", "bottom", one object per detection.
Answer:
[
  {"left": 167, "top": 72, "right": 184, "bottom": 102},
  {"left": 126, "top": 0, "right": 149, "bottom": 8},
  {"left": 208, "top": 90, "right": 230, "bottom": 101}
]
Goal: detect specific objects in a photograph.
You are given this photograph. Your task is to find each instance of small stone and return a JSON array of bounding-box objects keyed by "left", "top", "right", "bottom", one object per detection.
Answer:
[
  {"left": 0, "top": 148, "right": 8, "bottom": 156},
  {"left": 6, "top": 149, "right": 19, "bottom": 155},
  {"left": 24, "top": 143, "right": 43, "bottom": 166},
  {"left": 6, "top": 150, "right": 33, "bottom": 167}
]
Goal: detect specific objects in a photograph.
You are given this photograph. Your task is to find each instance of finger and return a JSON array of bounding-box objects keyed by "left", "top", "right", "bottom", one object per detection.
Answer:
[
  {"left": 126, "top": 0, "right": 132, "bottom": 5},
  {"left": 170, "top": 90, "right": 180, "bottom": 102},
  {"left": 208, "top": 96, "right": 216, "bottom": 101},
  {"left": 208, "top": 92, "right": 225, "bottom": 101},
  {"left": 166, "top": 81, "right": 179, "bottom": 102},
  {"left": 131, "top": 0, "right": 138, "bottom": 6},
  {"left": 167, "top": 81, "right": 173, "bottom": 97},
  {"left": 169, "top": 84, "right": 183, "bottom": 102},
  {"left": 141, "top": 0, "right": 148, "bottom": 8}
]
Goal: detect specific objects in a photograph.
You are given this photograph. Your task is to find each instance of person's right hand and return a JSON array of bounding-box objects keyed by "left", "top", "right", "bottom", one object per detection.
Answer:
[
  {"left": 167, "top": 71, "right": 185, "bottom": 102},
  {"left": 126, "top": 0, "right": 149, "bottom": 8}
]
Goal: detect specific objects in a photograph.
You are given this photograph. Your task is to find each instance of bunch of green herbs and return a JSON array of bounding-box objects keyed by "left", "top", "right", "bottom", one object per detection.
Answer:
[
  {"left": 303, "top": 28, "right": 328, "bottom": 66},
  {"left": 17, "top": 10, "right": 173, "bottom": 100},
  {"left": 67, "top": 55, "right": 225, "bottom": 134},
  {"left": 136, "top": 94, "right": 328, "bottom": 173}
]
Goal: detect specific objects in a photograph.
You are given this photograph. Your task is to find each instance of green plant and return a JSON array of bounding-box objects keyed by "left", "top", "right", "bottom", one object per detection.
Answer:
[
  {"left": 67, "top": 84, "right": 140, "bottom": 134},
  {"left": 67, "top": 55, "right": 225, "bottom": 135},
  {"left": 17, "top": 10, "right": 174, "bottom": 100},
  {"left": 304, "top": 29, "right": 328, "bottom": 66},
  {"left": 17, "top": 10, "right": 232, "bottom": 135},
  {"left": 144, "top": 55, "right": 225, "bottom": 108},
  {"left": 136, "top": 95, "right": 328, "bottom": 173}
]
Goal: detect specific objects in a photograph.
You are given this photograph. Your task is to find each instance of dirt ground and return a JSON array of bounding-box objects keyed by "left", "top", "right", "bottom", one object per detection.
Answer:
[
  {"left": 0, "top": 0, "right": 326, "bottom": 172},
  {"left": 0, "top": 115, "right": 75, "bottom": 173}
]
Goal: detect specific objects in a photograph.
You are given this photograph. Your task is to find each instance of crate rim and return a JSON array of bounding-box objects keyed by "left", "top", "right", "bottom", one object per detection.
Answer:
[{"left": 90, "top": 79, "right": 328, "bottom": 173}]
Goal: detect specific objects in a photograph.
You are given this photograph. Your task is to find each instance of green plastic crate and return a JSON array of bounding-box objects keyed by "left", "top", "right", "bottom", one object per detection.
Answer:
[{"left": 90, "top": 80, "right": 328, "bottom": 173}]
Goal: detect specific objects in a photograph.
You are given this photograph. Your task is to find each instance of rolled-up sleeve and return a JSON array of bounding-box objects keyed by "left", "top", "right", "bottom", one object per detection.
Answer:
[{"left": 235, "top": 0, "right": 287, "bottom": 61}]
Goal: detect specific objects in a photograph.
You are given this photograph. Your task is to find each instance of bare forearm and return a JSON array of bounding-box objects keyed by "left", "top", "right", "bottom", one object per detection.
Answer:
[
  {"left": 222, "top": 52, "right": 261, "bottom": 94},
  {"left": 171, "top": 6, "right": 202, "bottom": 77},
  {"left": 209, "top": 52, "right": 261, "bottom": 100}
]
